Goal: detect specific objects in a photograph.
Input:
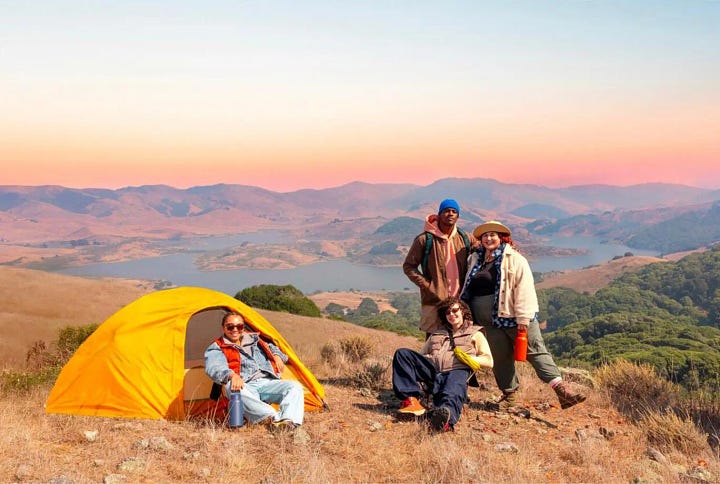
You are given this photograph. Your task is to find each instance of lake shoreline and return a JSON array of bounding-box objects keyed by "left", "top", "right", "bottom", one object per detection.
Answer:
[{"left": 52, "top": 235, "right": 659, "bottom": 295}]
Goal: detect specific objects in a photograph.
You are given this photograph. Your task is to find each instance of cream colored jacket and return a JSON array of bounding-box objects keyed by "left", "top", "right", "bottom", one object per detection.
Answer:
[{"left": 462, "top": 244, "right": 538, "bottom": 326}]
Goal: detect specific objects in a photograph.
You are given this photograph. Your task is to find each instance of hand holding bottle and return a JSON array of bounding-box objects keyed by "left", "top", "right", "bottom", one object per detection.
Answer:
[{"left": 514, "top": 327, "right": 528, "bottom": 362}]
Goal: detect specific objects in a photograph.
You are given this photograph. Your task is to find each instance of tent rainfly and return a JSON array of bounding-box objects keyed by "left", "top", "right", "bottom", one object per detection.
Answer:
[{"left": 46, "top": 286, "right": 326, "bottom": 420}]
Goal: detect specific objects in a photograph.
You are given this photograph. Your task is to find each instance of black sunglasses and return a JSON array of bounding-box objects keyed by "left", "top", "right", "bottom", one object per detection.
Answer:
[{"left": 224, "top": 324, "right": 244, "bottom": 331}]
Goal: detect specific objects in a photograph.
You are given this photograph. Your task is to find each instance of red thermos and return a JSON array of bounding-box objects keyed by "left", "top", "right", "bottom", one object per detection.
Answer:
[{"left": 514, "top": 327, "right": 528, "bottom": 362}]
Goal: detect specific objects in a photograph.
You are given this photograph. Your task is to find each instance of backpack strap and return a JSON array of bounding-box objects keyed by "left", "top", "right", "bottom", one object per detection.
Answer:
[
  {"left": 457, "top": 228, "right": 471, "bottom": 252},
  {"left": 421, "top": 229, "right": 470, "bottom": 281},
  {"left": 421, "top": 232, "right": 433, "bottom": 281}
]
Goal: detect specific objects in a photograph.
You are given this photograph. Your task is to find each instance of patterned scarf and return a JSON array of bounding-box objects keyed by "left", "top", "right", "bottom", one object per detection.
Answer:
[{"left": 461, "top": 242, "right": 517, "bottom": 328}]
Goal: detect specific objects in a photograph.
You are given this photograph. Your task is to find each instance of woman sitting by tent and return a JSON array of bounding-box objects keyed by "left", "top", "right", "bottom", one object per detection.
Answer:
[{"left": 204, "top": 312, "right": 304, "bottom": 430}]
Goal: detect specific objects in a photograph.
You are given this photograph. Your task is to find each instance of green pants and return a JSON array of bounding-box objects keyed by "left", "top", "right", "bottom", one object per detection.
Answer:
[{"left": 484, "top": 320, "right": 562, "bottom": 393}]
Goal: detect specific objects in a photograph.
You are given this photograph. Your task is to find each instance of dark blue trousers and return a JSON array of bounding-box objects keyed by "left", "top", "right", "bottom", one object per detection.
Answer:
[{"left": 392, "top": 348, "right": 471, "bottom": 425}]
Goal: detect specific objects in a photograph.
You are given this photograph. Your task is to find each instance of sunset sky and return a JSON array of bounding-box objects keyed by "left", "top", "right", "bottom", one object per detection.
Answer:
[{"left": 2, "top": 1, "right": 719, "bottom": 192}]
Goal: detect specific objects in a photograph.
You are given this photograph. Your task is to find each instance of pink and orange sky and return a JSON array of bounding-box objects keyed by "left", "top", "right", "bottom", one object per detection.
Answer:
[{"left": 2, "top": 1, "right": 719, "bottom": 192}]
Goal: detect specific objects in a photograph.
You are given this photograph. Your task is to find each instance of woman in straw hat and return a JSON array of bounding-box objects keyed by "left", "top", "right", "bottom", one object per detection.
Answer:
[{"left": 460, "top": 221, "right": 586, "bottom": 410}]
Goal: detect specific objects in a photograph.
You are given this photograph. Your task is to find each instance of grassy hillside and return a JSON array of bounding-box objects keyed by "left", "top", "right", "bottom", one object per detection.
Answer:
[
  {"left": 0, "top": 268, "right": 415, "bottom": 370},
  {"left": 627, "top": 201, "right": 720, "bottom": 253},
  {"left": 0, "top": 267, "right": 154, "bottom": 367},
  {"left": 538, "top": 247, "right": 720, "bottom": 394},
  {"left": 536, "top": 255, "right": 667, "bottom": 294},
  {"left": 1, "top": 270, "right": 719, "bottom": 482}
]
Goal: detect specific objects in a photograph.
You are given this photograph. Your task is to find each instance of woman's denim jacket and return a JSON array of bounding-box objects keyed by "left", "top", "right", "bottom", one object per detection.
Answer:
[{"left": 204, "top": 332, "right": 288, "bottom": 385}]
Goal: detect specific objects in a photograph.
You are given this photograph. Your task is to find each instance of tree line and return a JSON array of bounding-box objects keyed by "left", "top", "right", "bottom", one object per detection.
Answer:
[{"left": 541, "top": 244, "right": 720, "bottom": 391}]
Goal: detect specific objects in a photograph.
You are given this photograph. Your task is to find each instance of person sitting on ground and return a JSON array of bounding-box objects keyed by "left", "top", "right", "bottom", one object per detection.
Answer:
[
  {"left": 392, "top": 297, "right": 493, "bottom": 432},
  {"left": 204, "top": 312, "right": 304, "bottom": 430}
]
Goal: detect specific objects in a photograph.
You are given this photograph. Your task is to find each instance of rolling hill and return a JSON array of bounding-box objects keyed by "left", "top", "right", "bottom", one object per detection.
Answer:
[
  {"left": 2, "top": 179, "right": 717, "bottom": 245},
  {"left": 1, "top": 265, "right": 718, "bottom": 483},
  {"left": 2, "top": 179, "right": 719, "bottom": 274}
]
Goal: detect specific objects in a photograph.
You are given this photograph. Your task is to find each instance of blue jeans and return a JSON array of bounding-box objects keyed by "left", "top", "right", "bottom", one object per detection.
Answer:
[{"left": 226, "top": 378, "right": 304, "bottom": 425}]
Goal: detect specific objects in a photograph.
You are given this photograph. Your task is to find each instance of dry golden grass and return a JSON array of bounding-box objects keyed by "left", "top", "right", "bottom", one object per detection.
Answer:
[
  {"left": 0, "top": 244, "right": 78, "bottom": 265},
  {"left": 640, "top": 412, "right": 710, "bottom": 455},
  {"left": 0, "top": 267, "right": 153, "bottom": 367},
  {"left": 595, "top": 359, "right": 679, "bottom": 421},
  {"left": 308, "top": 291, "right": 397, "bottom": 313},
  {"left": 1, "top": 268, "right": 719, "bottom": 483},
  {"left": 4, "top": 363, "right": 718, "bottom": 483}
]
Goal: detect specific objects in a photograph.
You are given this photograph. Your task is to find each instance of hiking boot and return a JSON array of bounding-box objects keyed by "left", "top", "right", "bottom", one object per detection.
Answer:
[
  {"left": 554, "top": 381, "right": 587, "bottom": 409},
  {"left": 497, "top": 391, "right": 519, "bottom": 411},
  {"left": 398, "top": 396, "right": 426, "bottom": 416},
  {"left": 428, "top": 406, "right": 452, "bottom": 432}
]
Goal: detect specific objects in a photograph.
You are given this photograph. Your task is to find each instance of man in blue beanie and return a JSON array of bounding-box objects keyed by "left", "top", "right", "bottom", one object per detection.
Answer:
[
  {"left": 437, "top": 198, "right": 460, "bottom": 216},
  {"left": 403, "top": 198, "right": 477, "bottom": 336}
]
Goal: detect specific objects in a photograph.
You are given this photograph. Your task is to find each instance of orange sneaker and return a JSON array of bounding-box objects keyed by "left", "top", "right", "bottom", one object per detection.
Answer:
[{"left": 398, "top": 396, "right": 426, "bottom": 416}]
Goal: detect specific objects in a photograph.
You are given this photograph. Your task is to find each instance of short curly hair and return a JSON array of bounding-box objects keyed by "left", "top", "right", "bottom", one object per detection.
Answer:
[{"left": 436, "top": 297, "right": 473, "bottom": 331}]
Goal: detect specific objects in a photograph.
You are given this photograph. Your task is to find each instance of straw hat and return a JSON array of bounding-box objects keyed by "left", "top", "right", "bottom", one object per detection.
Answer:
[{"left": 473, "top": 220, "right": 511, "bottom": 238}]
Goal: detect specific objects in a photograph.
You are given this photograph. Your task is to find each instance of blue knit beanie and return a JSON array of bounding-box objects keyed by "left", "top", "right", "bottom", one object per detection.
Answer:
[{"left": 438, "top": 198, "right": 460, "bottom": 215}]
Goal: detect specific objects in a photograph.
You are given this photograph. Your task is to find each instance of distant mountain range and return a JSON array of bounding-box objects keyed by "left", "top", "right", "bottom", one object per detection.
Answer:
[{"left": 1, "top": 179, "right": 719, "bottom": 269}]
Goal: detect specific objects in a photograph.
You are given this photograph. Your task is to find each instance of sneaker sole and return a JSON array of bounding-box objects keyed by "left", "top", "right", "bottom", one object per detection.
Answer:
[
  {"left": 398, "top": 408, "right": 426, "bottom": 416},
  {"left": 560, "top": 395, "right": 587, "bottom": 409}
]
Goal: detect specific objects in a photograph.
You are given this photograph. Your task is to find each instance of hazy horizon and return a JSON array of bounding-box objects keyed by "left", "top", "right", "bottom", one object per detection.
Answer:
[
  {"left": 2, "top": 177, "right": 720, "bottom": 193},
  {"left": 2, "top": 1, "right": 719, "bottom": 191}
]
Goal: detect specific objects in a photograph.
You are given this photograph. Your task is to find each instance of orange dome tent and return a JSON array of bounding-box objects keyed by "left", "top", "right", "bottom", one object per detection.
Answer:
[{"left": 46, "top": 286, "right": 326, "bottom": 420}]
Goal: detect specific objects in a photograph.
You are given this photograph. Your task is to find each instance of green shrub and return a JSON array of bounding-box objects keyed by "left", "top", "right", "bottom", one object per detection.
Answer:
[
  {"left": 354, "top": 298, "right": 379, "bottom": 317},
  {"left": 324, "top": 302, "right": 347, "bottom": 319},
  {"left": 56, "top": 324, "right": 99, "bottom": 362},
  {"left": 235, "top": 284, "right": 321, "bottom": 317},
  {"left": 0, "top": 366, "right": 60, "bottom": 394}
]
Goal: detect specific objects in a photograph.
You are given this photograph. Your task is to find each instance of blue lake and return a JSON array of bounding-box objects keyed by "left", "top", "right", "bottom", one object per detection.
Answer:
[
  {"left": 57, "top": 234, "right": 658, "bottom": 295},
  {"left": 529, "top": 236, "right": 658, "bottom": 273}
]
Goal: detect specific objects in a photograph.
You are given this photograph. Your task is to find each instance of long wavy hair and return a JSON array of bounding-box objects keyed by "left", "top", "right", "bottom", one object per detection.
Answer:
[
  {"left": 499, "top": 234, "right": 517, "bottom": 250},
  {"left": 437, "top": 297, "right": 473, "bottom": 332}
]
